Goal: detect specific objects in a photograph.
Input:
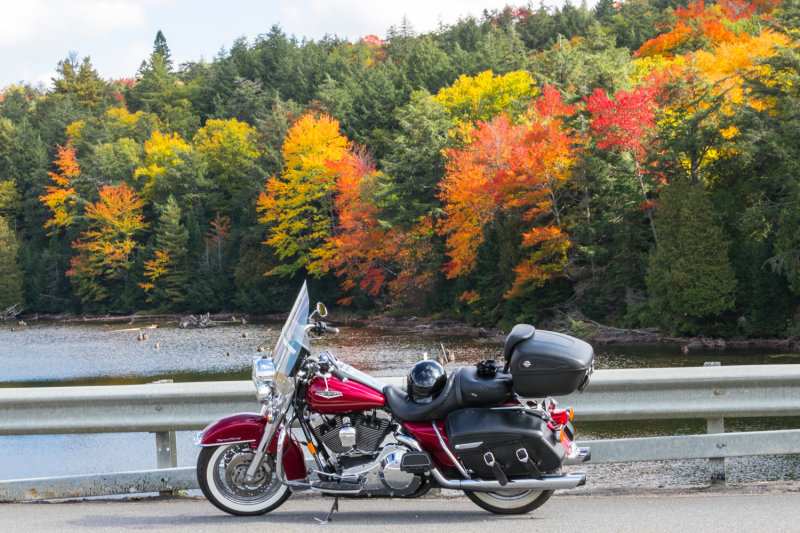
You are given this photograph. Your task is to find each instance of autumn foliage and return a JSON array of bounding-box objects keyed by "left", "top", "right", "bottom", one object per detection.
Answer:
[
  {"left": 439, "top": 86, "right": 575, "bottom": 299},
  {"left": 40, "top": 143, "right": 80, "bottom": 233},
  {"left": 67, "top": 183, "right": 148, "bottom": 303}
]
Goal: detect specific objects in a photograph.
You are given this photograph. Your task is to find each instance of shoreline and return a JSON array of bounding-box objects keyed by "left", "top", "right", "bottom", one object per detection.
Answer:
[{"left": 3, "top": 311, "right": 799, "bottom": 352}]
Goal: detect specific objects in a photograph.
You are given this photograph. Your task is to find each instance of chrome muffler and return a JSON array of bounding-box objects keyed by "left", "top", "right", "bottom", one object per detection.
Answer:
[
  {"left": 563, "top": 446, "right": 592, "bottom": 466},
  {"left": 431, "top": 469, "right": 586, "bottom": 492}
]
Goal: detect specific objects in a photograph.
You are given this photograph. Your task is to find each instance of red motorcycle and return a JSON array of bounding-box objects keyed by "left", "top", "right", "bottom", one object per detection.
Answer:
[{"left": 195, "top": 282, "right": 593, "bottom": 518}]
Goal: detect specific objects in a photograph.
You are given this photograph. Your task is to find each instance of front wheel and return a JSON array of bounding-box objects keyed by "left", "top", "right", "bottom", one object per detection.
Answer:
[
  {"left": 464, "top": 489, "right": 553, "bottom": 515},
  {"left": 197, "top": 443, "right": 291, "bottom": 515}
]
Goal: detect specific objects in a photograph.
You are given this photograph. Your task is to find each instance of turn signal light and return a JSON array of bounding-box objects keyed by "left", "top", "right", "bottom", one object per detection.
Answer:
[{"left": 556, "top": 427, "right": 565, "bottom": 442}]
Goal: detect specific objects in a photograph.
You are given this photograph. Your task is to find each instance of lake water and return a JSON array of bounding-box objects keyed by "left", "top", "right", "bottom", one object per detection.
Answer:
[{"left": 1, "top": 319, "right": 798, "bottom": 488}]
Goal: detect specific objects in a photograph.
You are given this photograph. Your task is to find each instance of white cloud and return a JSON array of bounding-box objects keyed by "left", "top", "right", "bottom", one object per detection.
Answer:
[{"left": 0, "top": 0, "right": 146, "bottom": 47}]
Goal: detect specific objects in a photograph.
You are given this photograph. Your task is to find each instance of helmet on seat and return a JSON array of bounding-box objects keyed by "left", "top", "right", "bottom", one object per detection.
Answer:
[{"left": 407, "top": 360, "right": 447, "bottom": 403}]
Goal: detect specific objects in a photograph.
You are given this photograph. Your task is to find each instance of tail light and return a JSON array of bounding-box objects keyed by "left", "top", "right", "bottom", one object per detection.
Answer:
[{"left": 551, "top": 408, "right": 574, "bottom": 426}]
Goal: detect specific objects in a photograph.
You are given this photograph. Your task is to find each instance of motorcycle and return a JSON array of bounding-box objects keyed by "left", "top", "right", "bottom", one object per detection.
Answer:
[{"left": 194, "top": 282, "right": 594, "bottom": 519}]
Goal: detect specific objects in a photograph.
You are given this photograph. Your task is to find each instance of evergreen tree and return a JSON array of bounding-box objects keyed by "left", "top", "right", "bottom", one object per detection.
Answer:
[
  {"left": 647, "top": 182, "right": 737, "bottom": 334},
  {"left": 0, "top": 216, "right": 24, "bottom": 309},
  {"left": 140, "top": 196, "right": 189, "bottom": 310}
]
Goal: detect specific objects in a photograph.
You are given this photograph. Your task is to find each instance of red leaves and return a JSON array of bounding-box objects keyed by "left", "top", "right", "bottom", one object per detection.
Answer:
[{"left": 585, "top": 86, "right": 658, "bottom": 158}]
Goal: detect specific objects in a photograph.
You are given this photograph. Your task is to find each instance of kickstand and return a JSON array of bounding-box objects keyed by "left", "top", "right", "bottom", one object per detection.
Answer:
[{"left": 315, "top": 496, "right": 339, "bottom": 524}]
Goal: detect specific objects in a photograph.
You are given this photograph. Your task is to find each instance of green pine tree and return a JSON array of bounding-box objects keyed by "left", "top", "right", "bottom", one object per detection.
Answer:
[
  {"left": 0, "top": 216, "right": 24, "bottom": 310},
  {"left": 647, "top": 182, "right": 737, "bottom": 334}
]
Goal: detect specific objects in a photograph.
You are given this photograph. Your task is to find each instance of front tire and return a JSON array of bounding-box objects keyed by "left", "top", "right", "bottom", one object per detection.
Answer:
[
  {"left": 464, "top": 489, "right": 553, "bottom": 515},
  {"left": 197, "top": 443, "right": 291, "bottom": 516}
]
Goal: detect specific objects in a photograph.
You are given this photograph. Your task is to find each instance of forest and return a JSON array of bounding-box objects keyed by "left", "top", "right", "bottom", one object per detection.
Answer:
[{"left": 1, "top": 0, "right": 799, "bottom": 338}]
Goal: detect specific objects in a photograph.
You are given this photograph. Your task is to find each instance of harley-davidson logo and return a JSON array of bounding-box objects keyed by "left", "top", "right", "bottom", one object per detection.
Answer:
[
  {"left": 522, "top": 360, "right": 532, "bottom": 368},
  {"left": 315, "top": 390, "right": 344, "bottom": 399}
]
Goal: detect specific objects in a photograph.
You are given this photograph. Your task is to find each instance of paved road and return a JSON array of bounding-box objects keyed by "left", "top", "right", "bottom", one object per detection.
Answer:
[{"left": 2, "top": 484, "right": 799, "bottom": 533}]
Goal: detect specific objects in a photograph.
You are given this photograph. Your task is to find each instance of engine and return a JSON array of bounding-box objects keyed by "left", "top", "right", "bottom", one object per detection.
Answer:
[
  {"left": 309, "top": 409, "right": 424, "bottom": 496},
  {"left": 310, "top": 409, "right": 392, "bottom": 456}
]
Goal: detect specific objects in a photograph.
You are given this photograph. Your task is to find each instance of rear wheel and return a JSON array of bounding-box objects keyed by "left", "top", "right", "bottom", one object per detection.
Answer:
[
  {"left": 197, "top": 443, "right": 291, "bottom": 516},
  {"left": 464, "top": 489, "right": 553, "bottom": 514}
]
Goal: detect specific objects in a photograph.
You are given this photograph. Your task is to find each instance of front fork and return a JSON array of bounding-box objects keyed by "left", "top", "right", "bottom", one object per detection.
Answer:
[{"left": 244, "top": 404, "right": 293, "bottom": 481}]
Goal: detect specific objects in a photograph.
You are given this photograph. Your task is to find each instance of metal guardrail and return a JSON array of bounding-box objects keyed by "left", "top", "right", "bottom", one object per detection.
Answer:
[{"left": 1, "top": 365, "right": 799, "bottom": 501}]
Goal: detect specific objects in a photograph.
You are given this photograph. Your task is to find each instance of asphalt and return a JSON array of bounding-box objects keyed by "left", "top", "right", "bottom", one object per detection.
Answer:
[{"left": 2, "top": 482, "right": 799, "bottom": 533}]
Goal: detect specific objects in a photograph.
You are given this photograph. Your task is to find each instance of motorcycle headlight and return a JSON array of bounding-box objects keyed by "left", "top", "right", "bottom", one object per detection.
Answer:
[{"left": 252, "top": 356, "right": 276, "bottom": 405}]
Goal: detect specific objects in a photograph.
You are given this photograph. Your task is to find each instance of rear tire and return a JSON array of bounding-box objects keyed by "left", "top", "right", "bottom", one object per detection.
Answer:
[
  {"left": 464, "top": 488, "right": 553, "bottom": 515},
  {"left": 197, "top": 443, "right": 291, "bottom": 516}
]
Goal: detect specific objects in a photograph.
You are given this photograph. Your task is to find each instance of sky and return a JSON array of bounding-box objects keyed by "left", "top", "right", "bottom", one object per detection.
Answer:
[{"left": 0, "top": 0, "right": 564, "bottom": 90}]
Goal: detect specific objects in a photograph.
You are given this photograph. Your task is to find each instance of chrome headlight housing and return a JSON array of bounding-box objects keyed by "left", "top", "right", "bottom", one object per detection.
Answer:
[{"left": 252, "top": 356, "right": 276, "bottom": 405}]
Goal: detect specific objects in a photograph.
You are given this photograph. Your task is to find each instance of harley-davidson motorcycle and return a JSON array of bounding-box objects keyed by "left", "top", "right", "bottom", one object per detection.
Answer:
[{"left": 195, "top": 282, "right": 594, "bottom": 518}]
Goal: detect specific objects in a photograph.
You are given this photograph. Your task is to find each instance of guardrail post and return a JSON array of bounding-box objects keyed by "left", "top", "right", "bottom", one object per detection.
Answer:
[
  {"left": 151, "top": 380, "right": 179, "bottom": 496},
  {"left": 704, "top": 362, "right": 726, "bottom": 485},
  {"left": 707, "top": 417, "right": 726, "bottom": 484}
]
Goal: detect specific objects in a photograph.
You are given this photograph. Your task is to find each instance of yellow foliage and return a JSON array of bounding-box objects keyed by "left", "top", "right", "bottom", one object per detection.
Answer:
[
  {"left": 434, "top": 70, "right": 537, "bottom": 124},
  {"left": 65, "top": 120, "right": 86, "bottom": 140}
]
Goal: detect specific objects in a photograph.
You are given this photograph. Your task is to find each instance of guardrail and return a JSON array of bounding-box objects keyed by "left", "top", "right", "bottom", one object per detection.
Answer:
[{"left": 1, "top": 365, "right": 799, "bottom": 501}]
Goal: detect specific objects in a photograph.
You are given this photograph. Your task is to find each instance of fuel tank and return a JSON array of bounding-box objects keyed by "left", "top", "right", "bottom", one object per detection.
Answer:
[{"left": 305, "top": 376, "right": 385, "bottom": 414}]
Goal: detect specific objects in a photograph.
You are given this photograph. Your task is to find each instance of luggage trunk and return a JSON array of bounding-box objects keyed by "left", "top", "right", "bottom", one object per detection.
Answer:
[
  {"left": 446, "top": 408, "right": 565, "bottom": 479},
  {"left": 507, "top": 329, "right": 594, "bottom": 397}
]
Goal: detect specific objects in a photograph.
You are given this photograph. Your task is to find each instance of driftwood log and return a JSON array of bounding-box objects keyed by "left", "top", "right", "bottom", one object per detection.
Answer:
[
  {"left": 1, "top": 304, "right": 21, "bottom": 321},
  {"left": 179, "top": 312, "right": 216, "bottom": 329}
]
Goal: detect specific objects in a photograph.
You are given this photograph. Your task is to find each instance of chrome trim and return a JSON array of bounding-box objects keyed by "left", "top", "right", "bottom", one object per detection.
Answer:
[
  {"left": 395, "top": 434, "right": 423, "bottom": 451},
  {"left": 245, "top": 405, "right": 291, "bottom": 481},
  {"left": 430, "top": 468, "right": 586, "bottom": 492},
  {"left": 195, "top": 438, "right": 256, "bottom": 448},
  {"left": 454, "top": 441, "right": 483, "bottom": 451},
  {"left": 336, "top": 361, "right": 387, "bottom": 391},
  {"left": 431, "top": 421, "right": 469, "bottom": 479}
]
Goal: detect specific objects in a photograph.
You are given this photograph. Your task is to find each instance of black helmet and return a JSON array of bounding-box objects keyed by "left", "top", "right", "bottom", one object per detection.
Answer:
[{"left": 407, "top": 360, "right": 447, "bottom": 403}]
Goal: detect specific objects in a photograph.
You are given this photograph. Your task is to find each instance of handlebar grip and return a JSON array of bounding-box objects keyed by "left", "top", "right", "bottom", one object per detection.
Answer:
[
  {"left": 331, "top": 368, "right": 348, "bottom": 383},
  {"left": 326, "top": 325, "right": 339, "bottom": 334}
]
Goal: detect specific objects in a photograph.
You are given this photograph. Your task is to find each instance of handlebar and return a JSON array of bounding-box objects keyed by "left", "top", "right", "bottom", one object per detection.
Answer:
[
  {"left": 305, "top": 321, "right": 339, "bottom": 335},
  {"left": 331, "top": 368, "right": 348, "bottom": 383}
]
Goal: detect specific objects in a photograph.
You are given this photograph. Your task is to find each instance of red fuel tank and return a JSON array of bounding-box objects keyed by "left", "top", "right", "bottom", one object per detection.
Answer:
[{"left": 305, "top": 376, "right": 385, "bottom": 414}]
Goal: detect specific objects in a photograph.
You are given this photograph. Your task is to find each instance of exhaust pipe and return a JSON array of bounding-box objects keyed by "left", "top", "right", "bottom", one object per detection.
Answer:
[
  {"left": 563, "top": 446, "right": 591, "bottom": 466},
  {"left": 431, "top": 468, "right": 586, "bottom": 492}
]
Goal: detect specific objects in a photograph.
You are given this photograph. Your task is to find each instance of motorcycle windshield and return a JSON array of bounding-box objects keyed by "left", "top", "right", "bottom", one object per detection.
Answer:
[{"left": 271, "top": 281, "right": 309, "bottom": 396}]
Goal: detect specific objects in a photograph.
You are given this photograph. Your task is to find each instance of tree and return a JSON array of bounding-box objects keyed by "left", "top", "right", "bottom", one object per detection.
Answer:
[
  {"left": 67, "top": 183, "right": 148, "bottom": 306},
  {"left": 647, "top": 181, "right": 737, "bottom": 334},
  {"left": 52, "top": 54, "right": 107, "bottom": 109},
  {"left": 134, "top": 131, "right": 208, "bottom": 207},
  {"left": 586, "top": 85, "right": 660, "bottom": 245},
  {"left": 310, "top": 148, "right": 436, "bottom": 307},
  {"left": 257, "top": 113, "right": 349, "bottom": 277},
  {"left": 0, "top": 216, "right": 24, "bottom": 309},
  {"left": 434, "top": 70, "right": 537, "bottom": 125},
  {"left": 438, "top": 87, "right": 575, "bottom": 300},
  {"left": 40, "top": 143, "right": 81, "bottom": 233},
  {"left": 193, "top": 118, "right": 261, "bottom": 214},
  {"left": 139, "top": 195, "right": 189, "bottom": 309}
]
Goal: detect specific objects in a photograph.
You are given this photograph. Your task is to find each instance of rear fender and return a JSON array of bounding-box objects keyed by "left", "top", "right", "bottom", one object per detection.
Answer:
[{"left": 196, "top": 412, "right": 306, "bottom": 480}]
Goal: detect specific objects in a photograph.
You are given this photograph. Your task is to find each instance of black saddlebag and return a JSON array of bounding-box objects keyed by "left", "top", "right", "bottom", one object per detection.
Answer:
[
  {"left": 446, "top": 408, "right": 565, "bottom": 479},
  {"left": 506, "top": 327, "right": 594, "bottom": 397}
]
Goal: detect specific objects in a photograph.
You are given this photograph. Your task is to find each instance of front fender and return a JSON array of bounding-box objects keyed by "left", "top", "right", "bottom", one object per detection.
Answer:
[{"left": 196, "top": 412, "right": 306, "bottom": 481}]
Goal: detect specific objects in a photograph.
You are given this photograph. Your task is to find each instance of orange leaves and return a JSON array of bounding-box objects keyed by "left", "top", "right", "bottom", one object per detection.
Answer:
[
  {"left": 66, "top": 183, "right": 148, "bottom": 303},
  {"left": 438, "top": 87, "right": 575, "bottom": 297},
  {"left": 40, "top": 143, "right": 80, "bottom": 233},
  {"left": 635, "top": 1, "right": 742, "bottom": 58},
  {"left": 139, "top": 249, "right": 170, "bottom": 294}
]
